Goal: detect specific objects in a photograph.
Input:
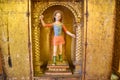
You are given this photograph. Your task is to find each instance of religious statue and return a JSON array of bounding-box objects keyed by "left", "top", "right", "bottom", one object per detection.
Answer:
[{"left": 40, "top": 10, "right": 75, "bottom": 65}]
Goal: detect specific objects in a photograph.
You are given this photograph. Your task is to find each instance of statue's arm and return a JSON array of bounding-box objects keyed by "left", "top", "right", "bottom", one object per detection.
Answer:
[
  {"left": 40, "top": 15, "right": 46, "bottom": 26},
  {"left": 63, "top": 25, "right": 75, "bottom": 38},
  {"left": 39, "top": 15, "right": 53, "bottom": 27}
]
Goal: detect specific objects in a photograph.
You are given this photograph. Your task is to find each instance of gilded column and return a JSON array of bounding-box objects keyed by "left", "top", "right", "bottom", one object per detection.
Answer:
[
  {"left": 32, "top": 16, "right": 42, "bottom": 76},
  {"left": 74, "top": 23, "right": 82, "bottom": 74}
]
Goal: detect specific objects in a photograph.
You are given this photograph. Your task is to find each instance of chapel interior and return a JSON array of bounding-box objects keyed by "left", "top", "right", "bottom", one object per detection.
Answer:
[{"left": 0, "top": 0, "right": 120, "bottom": 80}]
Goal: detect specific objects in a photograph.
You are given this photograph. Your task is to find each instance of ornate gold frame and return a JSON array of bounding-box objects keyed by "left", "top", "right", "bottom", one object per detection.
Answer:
[{"left": 29, "top": 1, "right": 84, "bottom": 79}]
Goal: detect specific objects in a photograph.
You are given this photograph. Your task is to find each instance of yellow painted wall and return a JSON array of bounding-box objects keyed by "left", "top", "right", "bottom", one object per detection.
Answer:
[
  {"left": 86, "top": 0, "right": 115, "bottom": 79},
  {"left": 0, "top": 0, "right": 30, "bottom": 80}
]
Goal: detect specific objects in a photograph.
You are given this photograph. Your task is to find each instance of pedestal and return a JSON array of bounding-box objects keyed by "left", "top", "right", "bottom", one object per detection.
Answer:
[{"left": 45, "top": 61, "right": 72, "bottom": 75}]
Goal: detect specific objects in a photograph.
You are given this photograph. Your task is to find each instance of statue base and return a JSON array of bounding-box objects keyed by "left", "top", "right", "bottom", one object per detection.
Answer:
[{"left": 45, "top": 61, "right": 72, "bottom": 75}]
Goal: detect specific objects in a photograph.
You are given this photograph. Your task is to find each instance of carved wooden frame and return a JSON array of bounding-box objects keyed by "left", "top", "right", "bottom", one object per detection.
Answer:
[{"left": 30, "top": 1, "right": 84, "bottom": 79}]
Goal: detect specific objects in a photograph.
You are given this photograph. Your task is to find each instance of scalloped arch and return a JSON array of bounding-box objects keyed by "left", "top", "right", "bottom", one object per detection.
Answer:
[{"left": 39, "top": 3, "right": 79, "bottom": 22}]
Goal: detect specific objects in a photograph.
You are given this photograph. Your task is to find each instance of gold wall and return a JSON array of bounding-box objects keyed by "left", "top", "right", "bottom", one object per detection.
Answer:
[
  {"left": 0, "top": 0, "right": 116, "bottom": 80},
  {"left": 85, "top": 0, "right": 115, "bottom": 79},
  {"left": 0, "top": 0, "right": 30, "bottom": 80}
]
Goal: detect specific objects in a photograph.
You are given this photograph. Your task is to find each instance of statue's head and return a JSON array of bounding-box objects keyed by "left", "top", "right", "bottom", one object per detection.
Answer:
[{"left": 53, "top": 10, "right": 63, "bottom": 22}]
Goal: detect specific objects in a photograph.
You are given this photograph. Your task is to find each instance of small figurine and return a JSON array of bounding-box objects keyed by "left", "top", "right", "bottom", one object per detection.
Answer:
[{"left": 40, "top": 10, "right": 75, "bottom": 65}]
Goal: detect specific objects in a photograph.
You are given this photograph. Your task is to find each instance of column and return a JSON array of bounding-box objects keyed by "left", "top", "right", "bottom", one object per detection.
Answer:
[
  {"left": 74, "top": 23, "right": 82, "bottom": 74},
  {"left": 32, "top": 17, "right": 43, "bottom": 76}
]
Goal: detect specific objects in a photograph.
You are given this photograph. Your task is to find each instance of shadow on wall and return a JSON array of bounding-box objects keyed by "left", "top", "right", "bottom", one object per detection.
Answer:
[
  {"left": 112, "top": 0, "right": 120, "bottom": 77},
  {"left": 0, "top": 47, "right": 7, "bottom": 80}
]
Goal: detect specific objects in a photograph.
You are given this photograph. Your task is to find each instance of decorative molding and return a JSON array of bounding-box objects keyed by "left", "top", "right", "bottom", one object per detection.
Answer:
[{"left": 32, "top": 2, "right": 82, "bottom": 22}]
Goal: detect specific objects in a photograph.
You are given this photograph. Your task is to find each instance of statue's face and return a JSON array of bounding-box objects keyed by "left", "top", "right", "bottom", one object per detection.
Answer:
[{"left": 55, "top": 13, "right": 61, "bottom": 21}]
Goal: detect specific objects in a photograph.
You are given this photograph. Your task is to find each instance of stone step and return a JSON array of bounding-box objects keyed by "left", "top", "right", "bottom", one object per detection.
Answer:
[
  {"left": 47, "top": 65, "right": 69, "bottom": 69},
  {"left": 48, "top": 60, "right": 68, "bottom": 65},
  {"left": 47, "top": 64, "right": 70, "bottom": 72},
  {"left": 48, "top": 67, "right": 70, "bottom": 72},
  {"left": 45, "top": 71, "right": 72, "bottom": 75},
  {"left": 45, "top": 61, "right": 72, "bottom": 75}
]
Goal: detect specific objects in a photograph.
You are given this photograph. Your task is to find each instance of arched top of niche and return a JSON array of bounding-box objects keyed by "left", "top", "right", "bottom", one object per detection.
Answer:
[{"left": 39, "top": 2, "right": 80, "bottom": 22}]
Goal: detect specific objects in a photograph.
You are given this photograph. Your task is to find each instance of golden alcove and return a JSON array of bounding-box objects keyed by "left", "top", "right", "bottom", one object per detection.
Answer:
[
  {"left": 31, "top": 1, "right": 83, "bottom": 79},
  {"left": 40, "top": 5, "right": 75, "bottom": 66}
]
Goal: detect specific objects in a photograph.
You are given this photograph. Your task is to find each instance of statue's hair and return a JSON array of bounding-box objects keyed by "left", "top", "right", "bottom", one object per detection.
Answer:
[{"left": 53, "top": 10, "right": 63, "bottom": 22}]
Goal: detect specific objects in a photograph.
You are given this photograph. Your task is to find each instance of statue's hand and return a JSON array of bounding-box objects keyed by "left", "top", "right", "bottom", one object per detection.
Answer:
[
  {"left": 72, "top": 34, "right": 76, "bottom": 38},
  {"left": 39, "top": 15, "right": 44, "bottom": 20}
]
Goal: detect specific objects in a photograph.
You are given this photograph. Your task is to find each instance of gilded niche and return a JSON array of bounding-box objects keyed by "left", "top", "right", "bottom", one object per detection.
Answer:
[{"left": 31, "top": 1, "right": 83, "bottom": 77}]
